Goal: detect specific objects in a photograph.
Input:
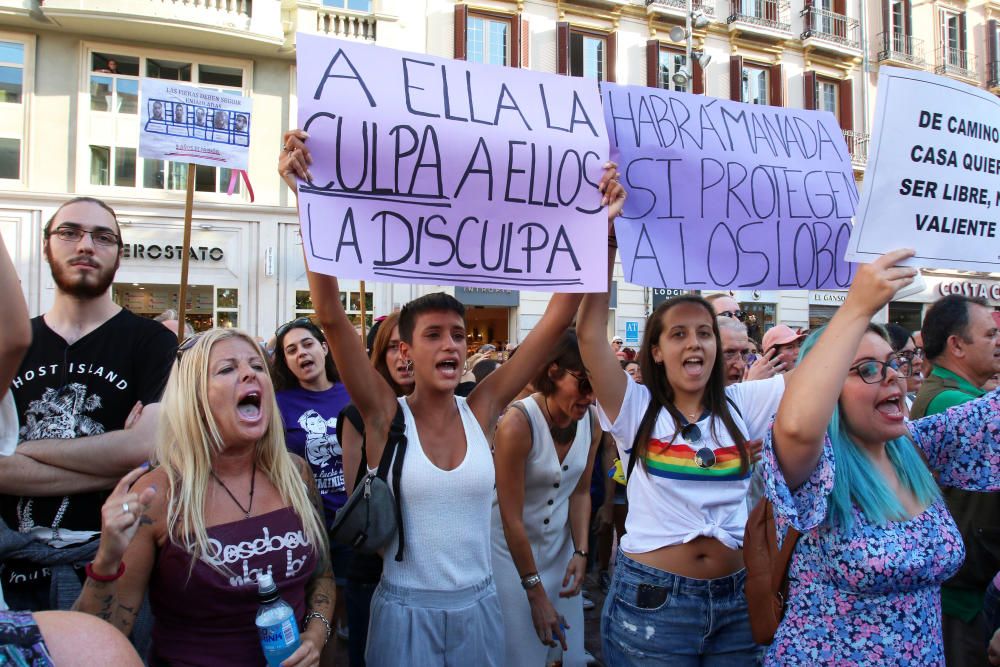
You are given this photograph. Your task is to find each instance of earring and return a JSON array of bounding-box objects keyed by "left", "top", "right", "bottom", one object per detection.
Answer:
[{"left": 404, "top": 359, "right": 414, "bottom": 372}]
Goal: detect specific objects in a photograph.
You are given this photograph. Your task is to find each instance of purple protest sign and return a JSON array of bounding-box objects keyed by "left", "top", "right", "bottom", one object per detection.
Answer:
[
  {"left": 295, "top": 33, "right": 608, "bottom": 292},
  {"left": 603, "top": 82, "right": 858, "bottom": 290}
]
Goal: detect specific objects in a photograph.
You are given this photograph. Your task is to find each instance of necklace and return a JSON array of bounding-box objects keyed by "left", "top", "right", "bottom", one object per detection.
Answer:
[
  {"left": 211, "top": 461, "right": 257, "bottom": 519},
  {"left": 542, "top": 396, "right": 577, "bottom": 444}
]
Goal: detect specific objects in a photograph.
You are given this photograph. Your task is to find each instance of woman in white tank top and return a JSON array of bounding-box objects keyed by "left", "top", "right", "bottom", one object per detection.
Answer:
[
  {"left": 279, "top": 128, "right": 627, "bottom": 667},
  {"left": 491, "top": 329, "right": 603, "bottom": 666}
]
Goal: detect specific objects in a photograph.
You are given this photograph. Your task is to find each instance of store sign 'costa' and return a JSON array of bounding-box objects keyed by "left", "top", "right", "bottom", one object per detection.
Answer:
[
  {"left": 937, "top": 280, "right": 1000, "bottom": 301},
  {"left": 122, "top": 244, "right": 224, "bottom": 262}
]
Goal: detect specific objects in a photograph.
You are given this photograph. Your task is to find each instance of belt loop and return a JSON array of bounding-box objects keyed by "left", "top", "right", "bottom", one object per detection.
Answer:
[{"left": 672, "top": 572, "right": 682, "bottom": 597}]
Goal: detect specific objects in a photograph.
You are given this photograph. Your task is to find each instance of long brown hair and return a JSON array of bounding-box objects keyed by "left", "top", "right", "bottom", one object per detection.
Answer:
[
  {"left": 370, "top": 312, "right": 410, "bottom": 397},
  {"left": 633, "top": 295, "right": 749, "bottom": 474}
]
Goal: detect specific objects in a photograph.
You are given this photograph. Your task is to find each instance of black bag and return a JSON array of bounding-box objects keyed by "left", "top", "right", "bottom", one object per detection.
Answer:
[{"left": 329, "top": 405, "right": 408, "bottom": 560}]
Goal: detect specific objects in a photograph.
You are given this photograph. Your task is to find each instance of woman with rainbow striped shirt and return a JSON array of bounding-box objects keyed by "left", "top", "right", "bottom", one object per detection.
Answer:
[{"left": 577, "top": 290, "right": 784, "bottom": 665}]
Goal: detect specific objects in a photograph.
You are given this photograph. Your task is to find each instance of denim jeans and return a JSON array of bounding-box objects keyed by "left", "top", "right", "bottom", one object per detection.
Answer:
[{"left": 601, "top": 550, "right": 761, "bottom": 666}]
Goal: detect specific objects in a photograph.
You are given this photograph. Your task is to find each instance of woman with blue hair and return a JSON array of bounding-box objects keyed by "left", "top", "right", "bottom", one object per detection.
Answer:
[{"left": 765, "top": 248, "right": 1000, "bottom": 665}]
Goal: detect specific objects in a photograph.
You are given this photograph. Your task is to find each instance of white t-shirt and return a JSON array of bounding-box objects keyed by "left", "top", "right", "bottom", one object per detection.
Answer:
[{"left": 596, "top": 375, "right": 785, "bottom": 552}]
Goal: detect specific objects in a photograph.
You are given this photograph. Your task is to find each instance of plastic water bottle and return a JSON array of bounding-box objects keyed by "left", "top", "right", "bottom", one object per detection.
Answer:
[
  {"left": 255, "top": 572, "right": 300, "bottom": 666},
  {"left": 545, "top": 642, "right": 563, "bottom": 667}
]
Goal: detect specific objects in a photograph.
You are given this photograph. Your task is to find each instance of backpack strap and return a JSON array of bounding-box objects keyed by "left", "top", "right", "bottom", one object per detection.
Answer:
[{"left": 387, "top": 405, "right": 408, "bottom": 562}]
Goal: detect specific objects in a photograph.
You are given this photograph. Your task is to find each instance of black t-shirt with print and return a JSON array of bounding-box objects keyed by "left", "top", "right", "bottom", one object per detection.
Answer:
[{"left": 2, "top": 310, "right": 176, "bottom": 605}]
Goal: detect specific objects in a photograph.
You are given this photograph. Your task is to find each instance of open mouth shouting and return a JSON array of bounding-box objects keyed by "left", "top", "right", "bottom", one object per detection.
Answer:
[
  {"left": 681, "top": 355, "right": 706, "bottom": 378},
  {"left": 435, "top": 357, "right": 460, "bottom": 380},
  {"left": 874, "top": 391, "right": 905, "bottom": 422},
  {"left": 237, "top": 390, "right": 263, "bottom": 423}
]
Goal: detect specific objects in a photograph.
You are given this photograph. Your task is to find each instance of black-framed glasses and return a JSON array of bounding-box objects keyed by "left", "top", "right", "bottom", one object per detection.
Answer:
[
  {"left": 849, "top": 354, "right": 913, "bottom": 384},
  {"left": 275, "top": 317, "right": 315, "bottom": 339},
  {"left": 679, "top": 423, "right": 717, "bottom": 469},
  {"left": 46, "top": 225, "right": 121, "bottom": 247},
  {"left": 718, "top": 310, "right": 747, "bottom": 322},
  {"left": 176, "top": 333, "right": 204, "bottom": 361},
  {"left": 564, "top": 370, "right": 593, "bottom": 395}
]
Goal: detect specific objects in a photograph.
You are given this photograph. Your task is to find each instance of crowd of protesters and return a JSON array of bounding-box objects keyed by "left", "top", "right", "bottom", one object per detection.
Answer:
[{"left": 0, "top": 128, "right": 993, "bottom": 667}]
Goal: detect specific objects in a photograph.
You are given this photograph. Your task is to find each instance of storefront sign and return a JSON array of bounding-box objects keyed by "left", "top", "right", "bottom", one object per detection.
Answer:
[
  {"left": 603, "top": 81, "right": 857, "bottom": 290},
  {"left": 651, "top": 288, "right": 687, "bottom": 307},
  {"left": 122, "top": 243, "right": 224, "bottom": 262},
  {"left": 937, "top": 280, "right": 1000, "bottom": 302},
  {"left": 454, "top": 286, "right": 519, "bottom": 307},
  {"left": 809, "top": 290, "right": 848, "bottom": 305},
  {"left": 295, "top": 34, "right": 608, "bottom": 292},
  {"left": 625, "top": 320, "right": 640, "bottom": 345},
  {"left": 848, "top": 67, "right": 1000, "bottom": 272}
]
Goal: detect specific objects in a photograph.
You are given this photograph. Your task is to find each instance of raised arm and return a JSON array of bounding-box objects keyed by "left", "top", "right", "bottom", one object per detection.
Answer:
[
  {"left": 470, "top": 164, "right": 626, "bottom": 433},
  {"left": 772, "top": 249, "right": 916, "bottom": 489},
  {"left": 279, "top": 130, "right": 399, "bottom": 457},
  {"left": 576, "top": 229, "right": 627, "bottom": 424},
  {"left": 0, "top": 234, "right": 30, "bottom": 399}
]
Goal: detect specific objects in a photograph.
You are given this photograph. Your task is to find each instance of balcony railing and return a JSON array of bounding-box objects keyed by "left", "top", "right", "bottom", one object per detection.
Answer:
[
  {"left": 800, "top": 7, "right": 859, "bottom": 49},
  {"left": 157, "top": 0, "right": 252, "bottom": 18},
  {"left": 843, "top": 130, "right": 869, "bottom": 168},
  {"left": 316, "top": 6, "right": 378, "bottom": 41},
  {"left": 935, "top": 46, "right": 978, "bottom": 80},
  {"left": 646, "top": 0, "right": 716, "bottom": 17},
  {"left": 875, "top": 31, "right": 926, "bottom": 66},
  {"left": 988, "top": 60, "right": 1000, "bottom": 88},
  {"left": 727, "top": 0, "right": 791, "bottom": 33}
]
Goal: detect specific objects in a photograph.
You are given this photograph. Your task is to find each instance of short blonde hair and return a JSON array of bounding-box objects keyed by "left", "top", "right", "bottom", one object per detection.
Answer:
[{"left": 154, "top": 328, "right": 328, "bottom": 573}]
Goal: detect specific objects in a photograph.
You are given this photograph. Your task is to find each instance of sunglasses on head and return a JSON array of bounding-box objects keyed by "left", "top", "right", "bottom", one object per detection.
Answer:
[
  {"left": 564, "top": 370, "right": 593, "bottom": 395},
  {"left": 849, "top": 354, "right": 913, "bottom": 384},
  {"left": 176, "top": 332, "right": 203, "bottom": 361},
  {"left": 275, "top": 317, "right": 315, "bottom": 339},
  {"left": 718, "top": 310, "right": 747, "bottom": 322}
]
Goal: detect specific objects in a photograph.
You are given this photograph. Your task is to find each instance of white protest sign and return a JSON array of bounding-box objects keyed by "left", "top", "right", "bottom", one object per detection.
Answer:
[
  {"left": 139, "top": 79, "right": 252, "bottom": 170},
  {"left": 847, "top": 67, "right": 1000, "bottom": 270}
]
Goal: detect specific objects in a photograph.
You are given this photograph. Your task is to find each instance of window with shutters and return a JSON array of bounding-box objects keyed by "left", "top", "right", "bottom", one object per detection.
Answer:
[
  {"left": 989, "top": 21, "right": 1000, "bottom": 87},
  {"left": 467, "top": 13, "right": 510, "bottom": 66},
  {"left": 936, "top": 9, "right": 974, "bottom": 78},
  {"left": 742, "top": 65, "right": 769, "bottom": 104},
  {"left": 0, "top": 36, "right": 28, "bottom": 183},
  {"left": 570, "top": 31, "right": 606, "bottom": 81},
  {"left": 818, "top": 78, "right": 838, "bottom": 115}
]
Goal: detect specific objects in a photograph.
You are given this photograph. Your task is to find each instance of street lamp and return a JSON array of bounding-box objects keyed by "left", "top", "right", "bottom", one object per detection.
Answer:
[{"left": 668, "top": 1, "right": 711, "bottom": 89}]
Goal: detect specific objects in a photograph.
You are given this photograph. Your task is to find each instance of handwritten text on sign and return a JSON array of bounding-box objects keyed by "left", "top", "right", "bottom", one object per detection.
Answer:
[
  {"left": 295, "top": 34, "right": 608, "bottom": 291},
  {"left": 847, "top": 67, "right": 1000, "bottom": 271},
  {"left": 603, "top": 82, "right": 858, "bottom": 290}
]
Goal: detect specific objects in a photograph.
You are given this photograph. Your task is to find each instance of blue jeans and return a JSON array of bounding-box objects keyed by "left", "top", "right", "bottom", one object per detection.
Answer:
[{"left": 601, "top": 550, "right": 761, "bottom": 666}]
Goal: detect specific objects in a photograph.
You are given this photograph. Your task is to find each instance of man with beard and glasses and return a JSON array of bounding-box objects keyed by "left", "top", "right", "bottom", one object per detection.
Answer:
[{"left": 0, "top": 197, "right": 176, "bottom": 615}]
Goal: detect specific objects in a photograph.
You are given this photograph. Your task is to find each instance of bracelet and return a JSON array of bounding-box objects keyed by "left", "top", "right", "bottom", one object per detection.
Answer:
[
  {"left": 85, "top": 561, "right": 125, "bottom": 582},
  {"left": 607, "top": 235, "right": 618, "bottom": 249},
  {"left": 304, "top": 611, "right": 332, "bottom": 645},
  {"left": 572, "top": 549, "right": 588, "bottom": 560}
]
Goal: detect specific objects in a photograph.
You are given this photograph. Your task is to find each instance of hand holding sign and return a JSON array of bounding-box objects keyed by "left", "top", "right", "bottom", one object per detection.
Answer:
[{"left": 841, "top": 248, "right": 917, "bottom": 319}]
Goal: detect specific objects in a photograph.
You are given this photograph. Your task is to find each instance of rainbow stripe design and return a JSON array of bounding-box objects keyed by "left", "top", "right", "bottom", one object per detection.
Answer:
[{"left": 643, "top": 438, "right": 748, "bottom": 481}]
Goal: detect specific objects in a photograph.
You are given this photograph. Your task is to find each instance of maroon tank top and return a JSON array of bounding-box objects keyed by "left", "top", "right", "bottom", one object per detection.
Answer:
[{"left": 148, "top": 507, "right": 317, "bottom": 666}]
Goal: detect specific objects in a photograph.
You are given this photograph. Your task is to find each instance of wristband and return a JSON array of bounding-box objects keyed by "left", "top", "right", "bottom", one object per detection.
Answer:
[
  {"left": 85, "top": 561, "right": 125, "bottom": 582},
  {"left": 520, "top": 573, "right": 542, "bottom": 590},
  {"left": 572, "top": 549, "right": 588, "bottom": 560},
  {"left": 607, "top": 235, "right": 618, "bottom": 249}
]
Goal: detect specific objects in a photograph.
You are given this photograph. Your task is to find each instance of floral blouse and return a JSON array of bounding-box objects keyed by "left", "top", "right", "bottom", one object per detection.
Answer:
[{"left": 763, "top": 389, "right": 999, "bottom": 665}]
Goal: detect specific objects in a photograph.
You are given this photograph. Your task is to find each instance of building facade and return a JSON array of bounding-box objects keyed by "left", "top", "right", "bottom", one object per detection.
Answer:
[{"left": 0, "top": 0, "right": 993, "bottom": 350}]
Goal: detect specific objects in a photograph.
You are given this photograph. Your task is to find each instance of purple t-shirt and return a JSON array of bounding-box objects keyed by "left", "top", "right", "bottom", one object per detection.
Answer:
[{"left": 276, "top": 383, "right": 352, "bottom": 525}]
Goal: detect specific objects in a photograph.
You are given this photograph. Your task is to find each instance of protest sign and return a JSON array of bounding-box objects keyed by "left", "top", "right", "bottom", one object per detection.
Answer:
[
  {"left": 847, "top": 67, "right": 1000, "bottom": 271},
  {"left": 295, "top": 33, "right": 608, "bottom": 291},
  {"left": 603, "top": 82, "right": 858, "bottom": 290},
  {"left": 139, "top": 78, "right": 251, "bottom": 170}
]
